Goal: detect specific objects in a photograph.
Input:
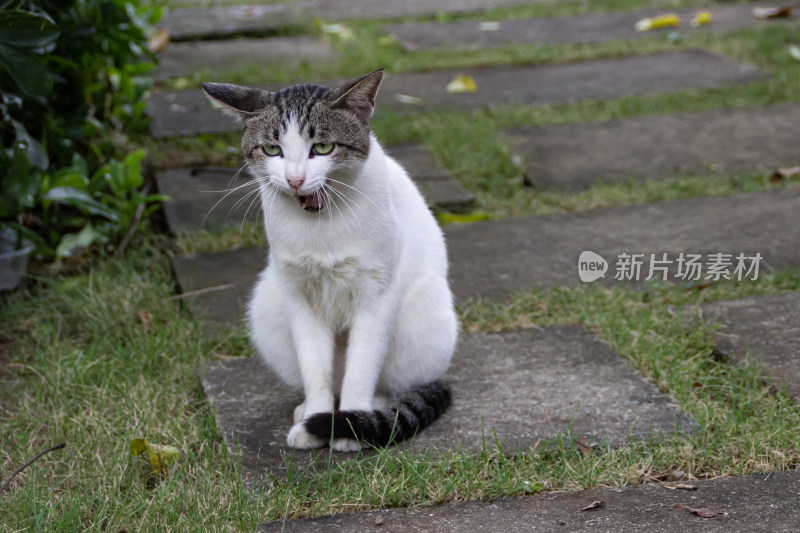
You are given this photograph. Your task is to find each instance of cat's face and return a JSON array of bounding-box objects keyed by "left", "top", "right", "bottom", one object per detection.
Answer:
[{"left": 202, "top": 71, "right": 383, "bottom": 213}]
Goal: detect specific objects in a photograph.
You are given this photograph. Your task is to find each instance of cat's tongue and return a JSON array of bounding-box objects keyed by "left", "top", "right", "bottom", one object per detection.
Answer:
[{"left": 299, "top": 193, "right": 324, "bottom": 212}]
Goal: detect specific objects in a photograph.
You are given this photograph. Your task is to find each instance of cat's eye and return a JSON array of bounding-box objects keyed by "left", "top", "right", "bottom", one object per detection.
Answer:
[
  {"left": 312, "top": 143, "right": 334, "bottom": 156},
  {"left": 262, "top": 145, "right": 282, "bottom": 157}
]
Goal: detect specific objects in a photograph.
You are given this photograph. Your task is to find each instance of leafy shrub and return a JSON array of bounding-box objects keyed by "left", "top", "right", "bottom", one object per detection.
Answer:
[{"left": 0, "top": 0, "right": 164, "bottom": 260}]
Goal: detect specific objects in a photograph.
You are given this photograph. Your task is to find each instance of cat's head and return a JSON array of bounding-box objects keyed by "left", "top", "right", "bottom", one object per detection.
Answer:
[{"left": 202, "top": 70, "right": 383, "bottom": 213}]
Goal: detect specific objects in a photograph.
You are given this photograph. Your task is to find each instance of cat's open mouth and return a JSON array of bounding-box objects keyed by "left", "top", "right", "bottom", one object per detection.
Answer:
[{"left": 298, "top": 193, "right": 325, "bottom": 212}]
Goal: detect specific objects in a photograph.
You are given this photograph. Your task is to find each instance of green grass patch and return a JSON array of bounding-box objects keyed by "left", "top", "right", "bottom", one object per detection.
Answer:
[{"left": 3, "top": 239, "right": 800, "bottom": 530}]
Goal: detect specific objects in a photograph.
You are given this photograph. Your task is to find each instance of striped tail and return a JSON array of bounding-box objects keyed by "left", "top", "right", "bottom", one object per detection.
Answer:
[{"left": 303, "top": 381, "right": 451, "bottom": 447}]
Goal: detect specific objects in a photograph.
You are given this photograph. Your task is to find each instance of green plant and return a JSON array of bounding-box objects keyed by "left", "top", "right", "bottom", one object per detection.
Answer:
[
  {"left": 2, "top": 149, "right": 165, "bottom": 257},
  {"left": 0, "top": 0, "right": 164, "bottom": 260}
]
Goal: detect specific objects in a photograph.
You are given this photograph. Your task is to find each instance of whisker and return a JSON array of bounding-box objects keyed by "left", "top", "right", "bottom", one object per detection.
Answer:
[
  {"left": 325, "top": 184, "right": 357, "bottom": 221},
  {"left": 200, "top": 178, "right": 264, "bottom": 229},
  {"left": 225, "top": 186, "right": 262, "bottom": 223},
  {"left": 325, "top": 177, "right": 380, "bottom": 210},
  {"left": 241, "top": 187, "right": 263, "bottom": 233}
]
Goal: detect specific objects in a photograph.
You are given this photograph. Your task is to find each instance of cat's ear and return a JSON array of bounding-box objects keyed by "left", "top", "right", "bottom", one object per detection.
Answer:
[
  {"left": 330, "top": 69, "right": 384, "bottom": 125},
  {"left": 202, "top": 82, "right": 272, "bottom": 121}
]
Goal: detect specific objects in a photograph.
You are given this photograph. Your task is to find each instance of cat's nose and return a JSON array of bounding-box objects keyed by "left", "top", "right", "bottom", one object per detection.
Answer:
[{"left": 287, "top": 176, "right": 305, "bottom": 192}]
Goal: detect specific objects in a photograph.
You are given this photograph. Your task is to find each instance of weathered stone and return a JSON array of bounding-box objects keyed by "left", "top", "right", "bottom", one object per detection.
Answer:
[
  {"left": 159, "top": 167, "right": 260, "bottom": 232},
  {"left": 171, "top": 190, "right": 800, "bottom": 325},
  {"left": 445, "top": 190, "right": 800, "bottom": 302},
  {"left": 152, "top": 37, "right": 335, "bottom": 81},
  {"left": 157, "top": 144, "right": 472, "bottom": 232},
  {"left": 146, "top": 50, "right": 767, "bottom": 138},
  {"left": 259, "top": 470, "right": 800, "bottom": 532},
  {"left": 160, "top": 0, "right": 535, "bottom": 40},
  {"left": 510, "top": 103, "right": 800, "bottom": 191},
  {"left": 384, "top": 4, "right": 799, "bottom": 51},
  {"left": 202, "top": 326, "right": 691, "bottom": 480},
  {"left": 171, "top": 247, "right": 265, "bottom": 329},
  {"left": 688, "top": 293, "right": 800, "bottom": 398}
]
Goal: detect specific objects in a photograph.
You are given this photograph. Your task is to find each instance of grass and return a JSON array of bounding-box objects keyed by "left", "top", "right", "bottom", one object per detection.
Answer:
[
  {"left": 4, "top": 0, "right": 800, "bottom": 530},
  {"left": 3, "top": 241, "right": 800, "bottom": 530}
]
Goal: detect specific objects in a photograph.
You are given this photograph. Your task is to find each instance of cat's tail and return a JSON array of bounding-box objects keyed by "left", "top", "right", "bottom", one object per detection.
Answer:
[{"left": 303, "top": 381, "right": 451, "bottom": 447}]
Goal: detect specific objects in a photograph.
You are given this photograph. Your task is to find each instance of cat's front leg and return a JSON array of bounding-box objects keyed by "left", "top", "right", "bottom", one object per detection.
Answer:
[
  {"left": 331, "top": 300, "right": 396, "bottom": 452},
  {"left": 285, "top": 299, "right": 336, "bottom": 449}
]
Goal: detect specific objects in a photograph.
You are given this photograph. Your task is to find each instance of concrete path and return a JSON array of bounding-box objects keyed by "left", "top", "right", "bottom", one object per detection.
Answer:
[
  {"left": 146, "top": 50, "right": 766, "bottom": 137},
  {"left": 384, "top": 3, "right": 799, "bottom": 51},
  {"left": 160, "top": 0, "right": 538, "bottom": 40},
  {"left": 509, "top": 103, "right": 800, "bottom": 190},
  {"left": 259, "top": 470, "right": 800, "bottom": 532},
  {"left": 152, "top": 36, "right": 335, "bottom": 81},
  {"left": 203, "top": 327, "right": 692, "bottom": 480},
  {"left": 688, "top": 293, "right": 800, "bottom": 398}
]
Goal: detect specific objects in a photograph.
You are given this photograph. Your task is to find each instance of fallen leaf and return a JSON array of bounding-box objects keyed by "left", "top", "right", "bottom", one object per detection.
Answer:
[
  {"left": 672, "top": 504, "right": 717, "bottom": 518},
  {"left": 666, "top": 470, "right": 688, "bottom": 481},
  {"left": 575, "top": 438, "right": 594, "bottom": 456},
  {"left": 137, "top": 310, "right": 152, "bottom": 332},
  {"left": 315, "top": 19, "right": 354, "bottom": 40},
  {"left": 770, "top": 165, "right": 800, "bottom": 182},
  {"left": 446, "top": 75, "right": 478, "bottom": 93},
  {"left": 789, "top": 44, "right": 800, "bottom": 61},
  {"left": 752, "top": 6, "right": 793, "bottom": 19},
  {"left": 436, "top": 212, "right": 491, "bottom": 225},
  {"left": 691, "top": 11, "right": 712, "bottom": 27},
  {"left": 581, "top": 501, "right": 606, "bottom": 511},
  {"left": 148, "top": 29, "right": 170, "bottom": 53},
  {"left": 395, "top": 93, "right": 423, "bottom": 105},
  {"left": 130, "top": 438, "right": 180, "bottom": 476},
  {"left": 662, "top": 483, "right": 698, "bottom": 490},
  {"left": 635, "top": 14, "right": 681, "bottom": 32}
]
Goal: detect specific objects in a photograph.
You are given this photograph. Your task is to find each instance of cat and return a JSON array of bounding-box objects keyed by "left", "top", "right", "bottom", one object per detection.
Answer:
[{"left": 202, "top": 70, "right": 458, "bottom": 452}]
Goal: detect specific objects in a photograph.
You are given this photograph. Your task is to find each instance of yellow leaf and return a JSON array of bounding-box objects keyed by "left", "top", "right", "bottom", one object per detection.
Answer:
[
  {"left": 691, "top": 11, "right": 712, "bottom": 27},
  {"left": 130, "top": 438, "right": 148, "bottom": 456},
  {"left": 130, "top": 438, "right": 180, "bottom": 476},
  {"left": 446, "top": 75, "right": 478, "bottom": 94},
  {"left": 148, "top": 443, "right": 180, "bottom": 468},
  {"left": 436, "top": 212, "right": 491, "bottom": 225},
  {"left": 635, "top": 14, "right": 681, "bottom": 32}
]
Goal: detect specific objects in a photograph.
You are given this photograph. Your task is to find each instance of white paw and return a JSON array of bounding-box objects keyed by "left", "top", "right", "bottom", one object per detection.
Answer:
[
  {"left": 331, "top": 438, "right": 363, "bottom": 453},
  {"left": 293, "top": 402, "right": 306, "bottom": 424},
  {"left": 286, "top": 423, "right": 326, "bottom": 449}
]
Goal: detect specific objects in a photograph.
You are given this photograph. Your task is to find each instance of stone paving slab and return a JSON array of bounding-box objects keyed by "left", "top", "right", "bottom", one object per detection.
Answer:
[
  {"left": 445, "top": 190, "right": 800, "bottom": 301},
  {"left": 509, "top": 103, "right": 800, "bottom": 191},
  {"left": 203, "top": 326, "right": 691, "bottom": 480},
  {"left": 160, "top": 0, "right": 534, "bottom": 40},
  {"left": 171, "top": 189, "right": 800, "bottom": 324},
  {"left": 152, "top": 37, "right": 335, "bottom": 81},
  {"left": 688, "top": 293, "right": 800, "bottom": 398},
  {"left": 259, "top": 470, "right": 800, "bottom": 532},
  {"left": 158, "top": 144, "right": 472, "bottom": 231},
  {"left": 146, "top": 50, "right": 767, "bottom": 138},
  {"left": 172, "top": 247, "right": 265, "bottom": 329},
  {"left": 384, "top": 3, "right": 799, "bottom": 51}
]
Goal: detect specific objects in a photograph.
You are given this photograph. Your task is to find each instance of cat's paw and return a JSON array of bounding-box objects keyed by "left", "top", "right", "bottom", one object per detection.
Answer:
[
  {"left": 286, "top": 423, "right": 326, "bottom": 449},
  {"left": 331, "top": 438, "right": 363, "bottom": 453},
  {"left": 293, "top": 402, "right": 306, "bottom": 424}
]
